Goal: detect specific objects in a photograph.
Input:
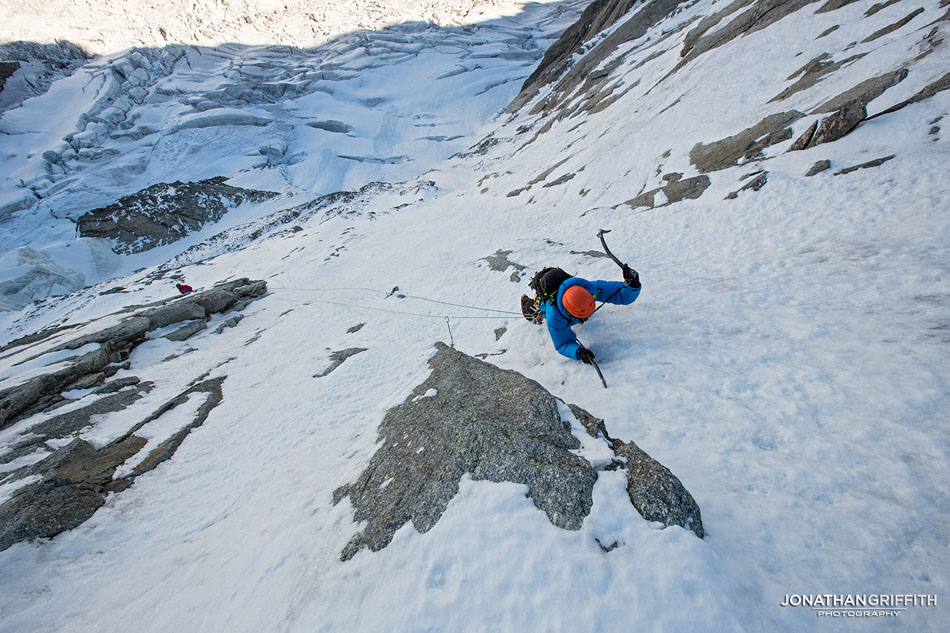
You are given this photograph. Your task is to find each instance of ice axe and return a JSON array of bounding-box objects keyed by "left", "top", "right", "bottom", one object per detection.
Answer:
[
  {"left": 576, "top": 336, "right": 608, "bottom": 389},
  {"left": 591, "top": 229, "right": 634, "bottom": 315},
  {"left": 597, "top": 229, "right": 629, "bottom": 270},
  {"left": 590, "top": 358, "right": 608, "bottom": 388}
]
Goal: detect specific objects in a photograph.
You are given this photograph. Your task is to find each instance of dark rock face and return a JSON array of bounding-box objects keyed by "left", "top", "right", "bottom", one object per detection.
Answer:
[
  {"left": 165, "top": 320, "right": 207, "bottom": 341},
  {"left": 805, "top": 105, "right": 868, "bottom": 147},
  {"left": 0, "top": 377, "right": 227, "bottom": 551},
  {"left": 769, "top": 53, "right": 866, "bottom": 103},
  {"left": 511, "top": 0, "right": 641, "bottom": 110},
  {"left": 865, "top": 0, "right": 904, "bottom": 17},
  {"left": 614, "top": 440, "right": 704, "bottom": 537},
  {"left": 76, "top": 177, "right": 279, "bottom": 254},
  {"left": 806, "top": 160, "right": 832, "bottom": 176},
  {"left": 814, "top": 69, "right": 908, "bottom": 114},
  {"left": 677, "top": 0, "right": 822, "bottom": 70},
  {"left": 481, "top": 249, "right": 528, "bottom": 282},
  {"left": 314, "top": 348, "right": 368, "bottom": 378},
  {"left": 789, "top": 120, "right": 819, "bottom": 151},
  {"left": 625, "top": 174, "right": 711, "bottom": 209},
  {"left": 834, "top": 154, "right": 896, "bottom": 175},
  {"left": 333, "top": 343, "right": 703, "bottom": 561},
  {"left": 511, "top": 0, "right": 683, "bottom": 113},
  {"left": 866, "top": 71, "right": 950, "bottom": 120},
  {"left": 334, "top": 343, "right": 598, "bottom": 561},
  {"left": 117, "top": 377, "right": 226, "bottom": 485},
  {"left": 0, "top": 278, "right": 264, "bottom": 431},
  {"left": 565, "top": 404, "right": 703, "bottom": 538},
  {"left": 0, "top": 61, "right": 19, "bottom": 94},
  {"left": 22, "top": 382, "right": 153, "bottom": 445},
  {"left": 725, "top": 170, "right": 768, "bottom": 199},
  {"left": 690, "top": 111, "right": 804, "bottom": 173},
  {"left": 0, "top": 348, "right": 113, "bottom": 431},
  {"left": 0, "top": 436, "right": 146, "bottom": 552},
  {"left": 861, "top": 7, "right": 926, "bottom": 43},
  {"left": 815, "top": 0, "right": 861, "bottom": 13},
  {"left": 789, "top": 106, "right": 867, "bottom": 151}
]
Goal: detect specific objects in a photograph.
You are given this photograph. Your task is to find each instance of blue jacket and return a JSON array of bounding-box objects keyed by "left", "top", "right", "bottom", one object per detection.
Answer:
[{"left": 544, "top": 277, "right": 640, "bottom": 360}]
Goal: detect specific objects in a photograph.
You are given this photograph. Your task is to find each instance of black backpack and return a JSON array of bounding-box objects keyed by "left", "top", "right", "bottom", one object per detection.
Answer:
[
  {"left": 522, "top": 267, "right": 572, "bottom": 323},
  {"left": 529, "top": 267, "right": 572, "bottom": 301}
]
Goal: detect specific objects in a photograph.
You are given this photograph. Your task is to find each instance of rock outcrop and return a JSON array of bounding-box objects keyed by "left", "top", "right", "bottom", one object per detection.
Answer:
[
  {"left": 789, "top": 106, "right": 867, "bottom": 151},
  {"left": 690, "top": 111, "right": 804, "bottom": 173},
  {"left": 0, "top": 278, "right": 267, "bottom": 551},
  {"left": 0, "top": 278, "right": 265, "bottom": 431},
  {"left": 625, "top": 174, "right": 711, "bottom": 209},
  {"left": 77, "top": 178, "right": 280, "bottom": 254},
  {"left": 314, "top": 348, "right": 368, "bottom": 378},
  {"left": 333, "top": 343, "right": 703, "bottom": 561}
]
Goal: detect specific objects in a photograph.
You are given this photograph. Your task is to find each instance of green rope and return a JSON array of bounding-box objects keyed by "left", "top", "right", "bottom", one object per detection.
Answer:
[
  {"left": 269, "top": 281, "right": 521, "bottom": 315},
  {"left": 270, "top": 295, "right": 512, "bottom": 319}
]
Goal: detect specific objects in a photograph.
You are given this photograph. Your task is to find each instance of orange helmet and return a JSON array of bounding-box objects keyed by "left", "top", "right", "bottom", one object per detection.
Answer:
[{"left": 562, "top": 286, "right": 595, "bottom": 318}]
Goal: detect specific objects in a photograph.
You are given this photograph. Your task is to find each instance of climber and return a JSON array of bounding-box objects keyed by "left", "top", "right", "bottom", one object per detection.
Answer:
[
  {"left": 175, "top": 283, "right": 193, "bottom": 295},
  {"left": 521, "top": 265, "right": 640, "bottom": 364}
]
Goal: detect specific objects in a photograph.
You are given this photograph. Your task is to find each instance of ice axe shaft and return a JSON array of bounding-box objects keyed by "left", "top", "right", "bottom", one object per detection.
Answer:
[
  {"left": 591, "top": 359, "right": 608, "bottom": 388},
  {"left": 591, "top": 229, "right": 630, "bottom": 315},
  {"left": 597, "top": 229, "right": 628, "bottom": 270},
  {"left": 577, "top": 336, "right": 608, "bottom": 388}
]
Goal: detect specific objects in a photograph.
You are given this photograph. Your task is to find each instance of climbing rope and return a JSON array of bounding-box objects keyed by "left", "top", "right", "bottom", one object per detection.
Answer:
[
  {"left": 268, "top": 280, "right": 521, "bottom": 316},
  {"left": 269, "top": 295, "right": 512, "bottom": 320}
]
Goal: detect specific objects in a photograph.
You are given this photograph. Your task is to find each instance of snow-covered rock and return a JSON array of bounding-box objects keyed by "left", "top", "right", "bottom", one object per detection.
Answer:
[{"left": 76, "top": 178, "right": 280, "bottom": 254}]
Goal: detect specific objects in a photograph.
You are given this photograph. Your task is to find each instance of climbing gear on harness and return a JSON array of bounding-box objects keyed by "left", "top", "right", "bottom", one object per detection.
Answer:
[{"left": 521, "top": 294, "right": 544, "bottom": 323}]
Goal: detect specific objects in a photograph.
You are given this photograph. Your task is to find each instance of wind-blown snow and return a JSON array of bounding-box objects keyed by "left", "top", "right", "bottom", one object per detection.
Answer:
[{"left": 0, "top": 0, "right": 948, "bottom": 631}]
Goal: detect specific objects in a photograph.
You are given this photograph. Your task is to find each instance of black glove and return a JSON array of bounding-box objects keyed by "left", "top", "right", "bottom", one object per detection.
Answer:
[
  {"left": 578, "top": 348, "right": 595, "bottom": 365},
  {"left": 623, "top": 266, "right": 640, "bottom": 289}
]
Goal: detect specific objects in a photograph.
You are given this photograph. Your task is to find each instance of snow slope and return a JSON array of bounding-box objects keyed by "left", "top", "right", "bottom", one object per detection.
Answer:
[{"left": 1, "top": 0, "right": 949, "bottom": 631}]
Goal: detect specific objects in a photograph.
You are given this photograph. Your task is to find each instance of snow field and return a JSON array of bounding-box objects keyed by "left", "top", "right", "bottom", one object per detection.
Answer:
[{"left": 0, "top": 0, "right": 948, "bottom": 631}]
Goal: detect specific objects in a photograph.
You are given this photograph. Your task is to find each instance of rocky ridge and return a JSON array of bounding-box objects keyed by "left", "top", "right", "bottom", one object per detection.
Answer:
[
  {"left": 0, "top": 278, "right": 266, "bottom": 551},
  {"left": 500, "top": 0, "right": 948, "bottom": 207}
]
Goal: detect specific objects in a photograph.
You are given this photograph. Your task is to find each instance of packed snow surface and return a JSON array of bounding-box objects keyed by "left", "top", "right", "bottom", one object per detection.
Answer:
[{"left": 0, "top": 0, "right": 948, "bottom": 631}]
